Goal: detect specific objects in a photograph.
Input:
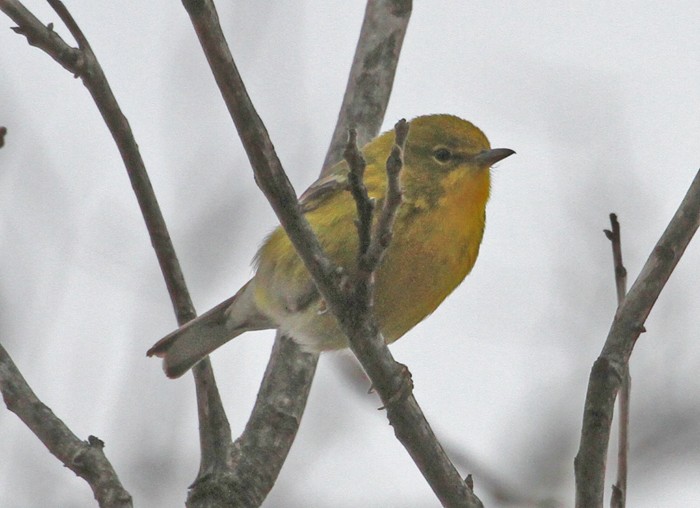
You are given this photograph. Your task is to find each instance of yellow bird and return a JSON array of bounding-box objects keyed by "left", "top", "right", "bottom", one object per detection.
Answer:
[{"left": 148, "top": 114, "right": 514, "bottom": 378}]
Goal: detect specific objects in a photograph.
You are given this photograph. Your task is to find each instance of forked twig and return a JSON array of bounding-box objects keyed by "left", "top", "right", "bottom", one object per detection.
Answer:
[
  {"left": 1, "top": 0, "right": 227, "bottom": 503},
  {"left": 576, "top": 170, "right": 700, "bottom": 507},
  {"left": 341, "top": 120, "right": 482, "bottom": 506}
]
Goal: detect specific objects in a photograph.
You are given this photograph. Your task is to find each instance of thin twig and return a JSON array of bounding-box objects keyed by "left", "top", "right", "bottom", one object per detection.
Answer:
[
  {"left": 362, "top": 118, "right": 407, "bottom": 272},
  {"left": 575, "top": 169, "right": 700, "bottom": 507},
  {"left": 44, "top": 0, "right": 237, "bottom": 487},
  {"left": 604, "top": 214, "right": 628, "bottom": 304},
  {"left": 181, "top": 3, "right": 326, "bottom": 506},
  {"left": 45, "top": 0, "right": 90, "bottom": 50},
  {"left": 181, "top": 0, "right": 341, "bottom": 295},
  {"left": 0, "top": 343, "right": 132, "bottom": 508},
  {"left": 345, "top": 128, "right": 373, "bottom": 256},
  {"left": 3, "top": 0, "right": 83, "bottom": 75},
  {"left": 604, "top": 213, "right": 630, "bottom": 508},
  {"left": 2, "top": 0, "right": 197, "bottom": 322},
  {"left": 341, "top": 121, "right": 481, "bottom": 507},
  {"left": 2, "top": 0, "right": 231, "bottom": 499}
]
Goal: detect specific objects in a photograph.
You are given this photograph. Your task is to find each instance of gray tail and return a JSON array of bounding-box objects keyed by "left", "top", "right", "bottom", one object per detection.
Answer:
[{"left": 147, "top": 281, "right": 272, "bottom": 378}]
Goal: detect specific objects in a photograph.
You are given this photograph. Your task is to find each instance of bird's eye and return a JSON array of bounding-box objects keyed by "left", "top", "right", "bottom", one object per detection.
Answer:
[{"left": 433, "top": 148, "right": 452, "bottom": 163}]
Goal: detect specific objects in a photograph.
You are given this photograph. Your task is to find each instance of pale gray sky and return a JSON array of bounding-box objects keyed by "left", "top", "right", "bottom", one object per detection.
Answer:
[{"left": 1, "top": 1, "right": 699, "bottom": 506}]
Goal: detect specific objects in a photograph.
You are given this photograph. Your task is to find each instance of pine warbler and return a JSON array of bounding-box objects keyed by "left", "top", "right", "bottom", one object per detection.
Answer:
[{"left": 148, "top": 114, "right": 514, "bottom": 378}]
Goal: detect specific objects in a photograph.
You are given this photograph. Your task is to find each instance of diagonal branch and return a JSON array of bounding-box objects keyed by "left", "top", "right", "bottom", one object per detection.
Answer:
[
  {"left": 181, "top": 0, "right": 341, "bottom": 295},
  {"left": 183, "top": 0, "right": 479, "bottom": 504},
  {"left": 2, "top": 0, "right": 197, "bottom": 324},
  {"left": 575, "top": 169, "right": 700, "bottom": 508},
  {"left": 1, "top": 0, "right": 231, "bottom": 498},
  {"left": 180, "top": 0, "right": 411, "bottom": 506},
  {"left": 0, "top": 343, "right": 132, "bottom": 508},
  {"left": 604, "top": 213, "right": 630, "bottom": 508}
]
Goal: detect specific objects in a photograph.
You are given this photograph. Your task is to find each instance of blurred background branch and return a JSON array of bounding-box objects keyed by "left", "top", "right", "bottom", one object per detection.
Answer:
[{"left": 576, "top": 169, "right": 700, "bottom": 507}]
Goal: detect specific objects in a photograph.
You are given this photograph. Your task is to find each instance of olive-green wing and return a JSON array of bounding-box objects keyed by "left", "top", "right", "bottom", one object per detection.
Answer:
[{"left": 298, "top": 163, "right": 351, "bottom": 213}]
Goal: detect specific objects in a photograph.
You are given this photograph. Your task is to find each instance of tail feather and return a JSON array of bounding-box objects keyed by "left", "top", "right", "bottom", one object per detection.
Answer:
[{"left": 147, "top": 281, "right": 273, "bottom": 378}]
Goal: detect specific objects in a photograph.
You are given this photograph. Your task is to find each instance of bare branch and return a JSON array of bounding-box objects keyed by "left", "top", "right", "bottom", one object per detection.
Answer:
[
  {"left": 182, "top": 0, "right": 477, "bottom": 505},
  {"left": 1, "top": 0, "right": 195, "bottom": 322},
  {"left": 576, "top": 169, "right": 700, "bottom": 507},
  {"left": 322, "top": 0, "right": 412, "bottom": 174},
  {"left": 180, "top": 0, "right": 340, "bottom": 293},
  {"left": 223, "top": 336, "right": 317, "bottom": 506},
  {"left": 604, "top": 214, "right": 628, "bottom": 304},
  {"left": 1, "top": 0, "right": 231, "bottom": 498},
  {"left": 2, "top": 0, "right": 83, "bottom": 75},
  {"left": 604, "top": 213, "right": 630, "bottom": 508},
  {"left": 344, "top": 121, "right": 481, "bottom": 507},
  {"left": 0, "top": 343, "right": 132, "bottom": 508},
  {"left": 179, "top": 0, "right": 411, "bottom": 505}
]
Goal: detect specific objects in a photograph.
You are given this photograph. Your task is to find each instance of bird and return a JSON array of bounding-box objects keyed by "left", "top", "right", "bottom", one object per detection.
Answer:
[{"left": 148, "top": 114, "right": 514, "bottom": 378}]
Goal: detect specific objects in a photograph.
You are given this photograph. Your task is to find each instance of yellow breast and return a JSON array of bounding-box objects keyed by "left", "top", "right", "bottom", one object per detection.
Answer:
[{"left": 374, "top": 166, "right": 490, "bottom": 342}]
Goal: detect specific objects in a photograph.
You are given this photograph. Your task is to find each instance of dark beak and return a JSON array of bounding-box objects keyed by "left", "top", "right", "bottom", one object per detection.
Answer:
[{"left": 474, "top": 148, "right": 515, "bottom": 167}]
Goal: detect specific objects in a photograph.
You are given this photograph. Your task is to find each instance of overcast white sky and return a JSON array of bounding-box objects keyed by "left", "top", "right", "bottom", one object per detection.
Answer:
[{"left": 1, "top": 1, "right": 699, "bottom": 507}]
